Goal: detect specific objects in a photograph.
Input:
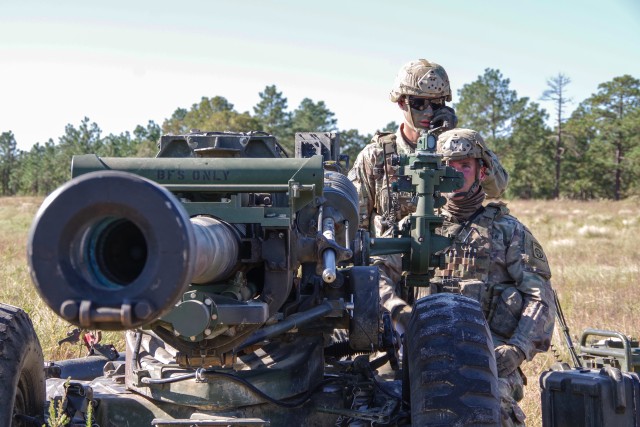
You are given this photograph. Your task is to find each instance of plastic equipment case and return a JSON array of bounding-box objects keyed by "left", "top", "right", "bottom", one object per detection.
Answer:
[
  {"left": 540, "top": 329, "right": 640, "bottom": 426},
  {"left": 540, "top": 366, "right": 640, "bottom": 427}
]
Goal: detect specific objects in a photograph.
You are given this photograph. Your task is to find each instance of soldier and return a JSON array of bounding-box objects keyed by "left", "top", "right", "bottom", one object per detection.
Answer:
[
  {"left": 348, "top": 59, "right": 509, "bottom": 331},
  {"left": 431, "top": 128, "right": 555, "bottom": 426}
]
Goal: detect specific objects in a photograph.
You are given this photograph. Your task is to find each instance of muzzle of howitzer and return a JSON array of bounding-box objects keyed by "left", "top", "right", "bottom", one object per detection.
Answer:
[{"left": 27, "top": 170, "right": 241, "bottom": 330}]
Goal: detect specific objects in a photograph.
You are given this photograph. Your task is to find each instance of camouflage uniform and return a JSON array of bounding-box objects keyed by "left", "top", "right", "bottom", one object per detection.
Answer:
[
  {"left": 432, "top": 128, "right": 554, "bottom": 426},
  {"left": 347, "top": 58, "right": 463, "bottom": 324},
  {"left": 435, "top": 202, "right": 555, "bottom": 426},
  {"left": 347, "top": 127, "right": 416, "bottom": 318}
]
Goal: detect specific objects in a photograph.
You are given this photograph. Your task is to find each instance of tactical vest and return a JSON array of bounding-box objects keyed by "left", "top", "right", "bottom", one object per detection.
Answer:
[
  {"left": 372, "top": 132, "right": 416, "bottom": 231},
  {"left": 434, "top": 202, "right": 508, "bottom": 283}
]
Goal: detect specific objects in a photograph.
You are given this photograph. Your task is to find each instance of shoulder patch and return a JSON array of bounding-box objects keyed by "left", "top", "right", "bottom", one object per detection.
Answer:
[{"left": 523, "top": 229, "right": 551, "bottom": 278}]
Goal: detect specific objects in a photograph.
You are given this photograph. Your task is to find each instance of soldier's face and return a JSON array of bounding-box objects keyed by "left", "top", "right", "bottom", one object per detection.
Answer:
[
  {"left": 399, "top": 96, "right": 444, "bottom": 130},
  {"left": 448, "top": 158, "right": 486, "bottom": 197}
]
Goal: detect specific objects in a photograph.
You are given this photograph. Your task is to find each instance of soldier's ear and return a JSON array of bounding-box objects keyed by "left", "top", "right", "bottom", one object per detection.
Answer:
[
  {"left": 397, "top": 97, "right": 408, "bottom": 111},
  {"left": 479, "top": 165, "right": 488, "bottom": 182}
]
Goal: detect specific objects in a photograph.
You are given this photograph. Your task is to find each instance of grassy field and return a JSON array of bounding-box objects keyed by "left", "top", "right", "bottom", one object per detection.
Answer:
[{"left": 2, "top": 195, "right": 640, "bottom": 425}]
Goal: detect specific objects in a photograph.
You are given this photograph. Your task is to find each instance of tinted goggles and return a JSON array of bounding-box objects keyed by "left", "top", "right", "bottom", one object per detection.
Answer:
[{"left": 407, "top": 96, "right": 445, "bottom": 111}]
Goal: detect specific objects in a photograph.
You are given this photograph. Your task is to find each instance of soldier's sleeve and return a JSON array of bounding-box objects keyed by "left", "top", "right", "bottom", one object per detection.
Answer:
[
  {"left": 348, "top": 144, "right": 377, "bottom": 230},
  {"left": 504, "top": 222, "right": 555, "bottom": 360},
  {"left": 483, "top": 149, "right": 509, "bottom": 199}
]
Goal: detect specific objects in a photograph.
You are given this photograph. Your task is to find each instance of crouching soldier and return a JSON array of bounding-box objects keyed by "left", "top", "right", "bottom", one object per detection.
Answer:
[{"left": 433, "top": 128, "right": 556, "bottom": 426}]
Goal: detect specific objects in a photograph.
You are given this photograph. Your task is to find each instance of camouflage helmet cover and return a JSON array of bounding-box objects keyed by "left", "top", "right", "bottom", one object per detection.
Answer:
[
  {"left": 389, "top": 59, "right": 452, "bottom": 103},
  {"left": 437, "top": 128, "right": 492, "bottom": 168}
]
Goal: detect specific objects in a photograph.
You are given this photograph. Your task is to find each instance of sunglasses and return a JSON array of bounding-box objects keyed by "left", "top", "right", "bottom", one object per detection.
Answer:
[{"left": 407, "top": 96, "right": 445, "bottom": 111}]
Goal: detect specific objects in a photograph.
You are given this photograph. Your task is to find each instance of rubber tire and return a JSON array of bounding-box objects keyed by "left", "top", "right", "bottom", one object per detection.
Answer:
[
  {"left": 405, "top": 293, "right": 501, "bottom": 426},
  {"left": 0, "top": 303, "right": 45, "bottom": 427}
]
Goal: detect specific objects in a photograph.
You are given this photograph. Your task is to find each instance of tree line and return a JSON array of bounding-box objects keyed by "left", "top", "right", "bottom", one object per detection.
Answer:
[{"left": 1, "top": 70, "right": 638, "bottom": 199}]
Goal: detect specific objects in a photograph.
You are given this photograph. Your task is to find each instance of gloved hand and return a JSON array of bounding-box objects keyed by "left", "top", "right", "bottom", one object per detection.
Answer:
[
  {"left": 495, "top": 344, "right": 525, "bottom": 377},
  {"left": 431, "top": 105, "right": 458, "bottom": 130}
]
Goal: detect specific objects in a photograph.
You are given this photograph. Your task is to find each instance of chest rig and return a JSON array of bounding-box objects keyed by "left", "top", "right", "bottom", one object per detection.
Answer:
[
  {"left": 372, "top": 132, "right": 416, "bottom": 230},
  {"left": 434, "top": 203, "right": 505, "bottom": 285}
]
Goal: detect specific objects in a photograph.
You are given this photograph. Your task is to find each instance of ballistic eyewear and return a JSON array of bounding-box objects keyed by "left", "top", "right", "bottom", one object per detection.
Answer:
[{"left": 407, "top": 96, "right": 445, "bottom": 111}]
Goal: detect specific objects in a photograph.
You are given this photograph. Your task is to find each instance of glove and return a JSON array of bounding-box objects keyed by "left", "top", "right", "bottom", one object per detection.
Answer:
[
  {"left": 495, "top": 344, "right": 525, "bottom": 377},
  {"left": 431, "top": 105, "right": 458, "bottom": 130}
]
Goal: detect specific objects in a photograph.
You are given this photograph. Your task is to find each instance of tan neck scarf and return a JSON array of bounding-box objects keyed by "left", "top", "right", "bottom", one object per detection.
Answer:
[{"left": 442, "top": 187, "right": 486, "bottom": 222}]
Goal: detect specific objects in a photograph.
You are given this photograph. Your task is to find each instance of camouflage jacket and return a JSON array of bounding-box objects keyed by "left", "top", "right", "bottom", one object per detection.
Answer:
[
  {"left": 347, "top": 128, "right": 415, "bottom": 236},
  {"left": 435, "top": 202, "right": 555, "bottom": 360}
]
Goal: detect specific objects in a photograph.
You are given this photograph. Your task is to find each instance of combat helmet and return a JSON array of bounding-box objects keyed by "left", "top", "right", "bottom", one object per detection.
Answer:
[
  {"left": 438, "top": 128, "right": 492, "bottom": 168},
  {"left": 389, "top": 59, "right": 452, "bottom": 102}
]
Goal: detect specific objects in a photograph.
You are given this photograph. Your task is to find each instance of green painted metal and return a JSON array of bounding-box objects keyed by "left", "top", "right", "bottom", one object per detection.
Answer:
[
  {"left": 71, "top": 154, "right": 323, "bottom": 188},
  {"left": 71, "top": 154, "right": 324, "bottom": 214},
  {"left": 366, "top": 131, "right": 463, "bottom": 275}
]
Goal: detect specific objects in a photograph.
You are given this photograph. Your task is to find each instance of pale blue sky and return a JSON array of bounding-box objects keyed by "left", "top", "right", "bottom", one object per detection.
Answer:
[{"left": 1, "top": 0, "right": 639, "bottom": 150}]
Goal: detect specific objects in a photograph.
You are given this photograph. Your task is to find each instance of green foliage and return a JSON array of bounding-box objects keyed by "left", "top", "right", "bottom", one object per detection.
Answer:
[
  {"left": 162, "top": 107, "right": 189, "bottom": 134},
  {"left": 0, "top": 131, "right": 18, "bottom": 195},
  {"left": 563, "top": 75, "right": 640, "bottom": 199},
  {"left": 133, "top": 120, "right": 162, "bottom": 157},
  {"left": 273, "top": 98, "right": 339, "bottom": 153},
  {"left": 339, "top": 128, "right": 372, "bottom": 170},
  {"left": 455, "top": 68, "right": 525, "bottom": 144},
  {"left": 540, "top": 73, "right": 573, "bottom": 198},
  {"left": 46, "top": 396, "right": 70, "bottom": 427},
  {"left": 503, "top": 102, "right": 555, "bottom": 199},
  {"left": 44, "top": 378, "right": 93, "bottom": 427},
  {"left": 3, "top": 74, "right": 639, "bottom": 200},
  {"left": 381, "top": 121, "right": 398, "bottom": 133},
  {"left": 253, "top": 84, "right": 291, "bottom": 142},
  {"left": 454, "top": 69, "right": 557, "bottom": 198},
  {"left": 621, "top": 108, "right": 640, "bottom": 196},
  {"left": 291, "top": 98, "right": 338, "bottom": 133},
  {"left": 161, "top": 96, "right": 253, "bottom": 135}
]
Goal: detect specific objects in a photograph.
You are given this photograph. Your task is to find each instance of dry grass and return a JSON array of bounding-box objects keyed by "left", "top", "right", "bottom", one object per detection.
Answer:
[
  {"left": 2, "top": 196, "right": 640, "bottom": 425},
  {"left": 508, "top": 198, "right": 640, "bottom": 426}
]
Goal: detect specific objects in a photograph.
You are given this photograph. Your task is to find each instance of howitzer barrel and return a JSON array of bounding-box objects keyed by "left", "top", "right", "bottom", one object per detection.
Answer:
[
  {"left": 190, "top": 216, "right": 239, "bottom": 284},
  {"left": 71, "top": 154, "right": 324, "bottom": 192},
  {"left": 28, "top": 170, "right": 240, "bottom": 330}
]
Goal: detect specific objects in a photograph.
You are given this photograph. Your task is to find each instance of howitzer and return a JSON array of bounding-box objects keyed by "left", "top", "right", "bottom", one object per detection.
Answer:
[{"left": 17, "top": 130, "right": 503, "bottom": 425}]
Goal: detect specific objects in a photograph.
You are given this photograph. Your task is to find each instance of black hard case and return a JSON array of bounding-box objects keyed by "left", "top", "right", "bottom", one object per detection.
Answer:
[{"left": 540, "top": 367, "right": 640, "bottom": 427}]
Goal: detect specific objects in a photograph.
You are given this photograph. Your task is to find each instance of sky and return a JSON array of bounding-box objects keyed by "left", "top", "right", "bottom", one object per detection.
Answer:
[{"left": 1, "top": 0, "right": 639, "bottom": 151}]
